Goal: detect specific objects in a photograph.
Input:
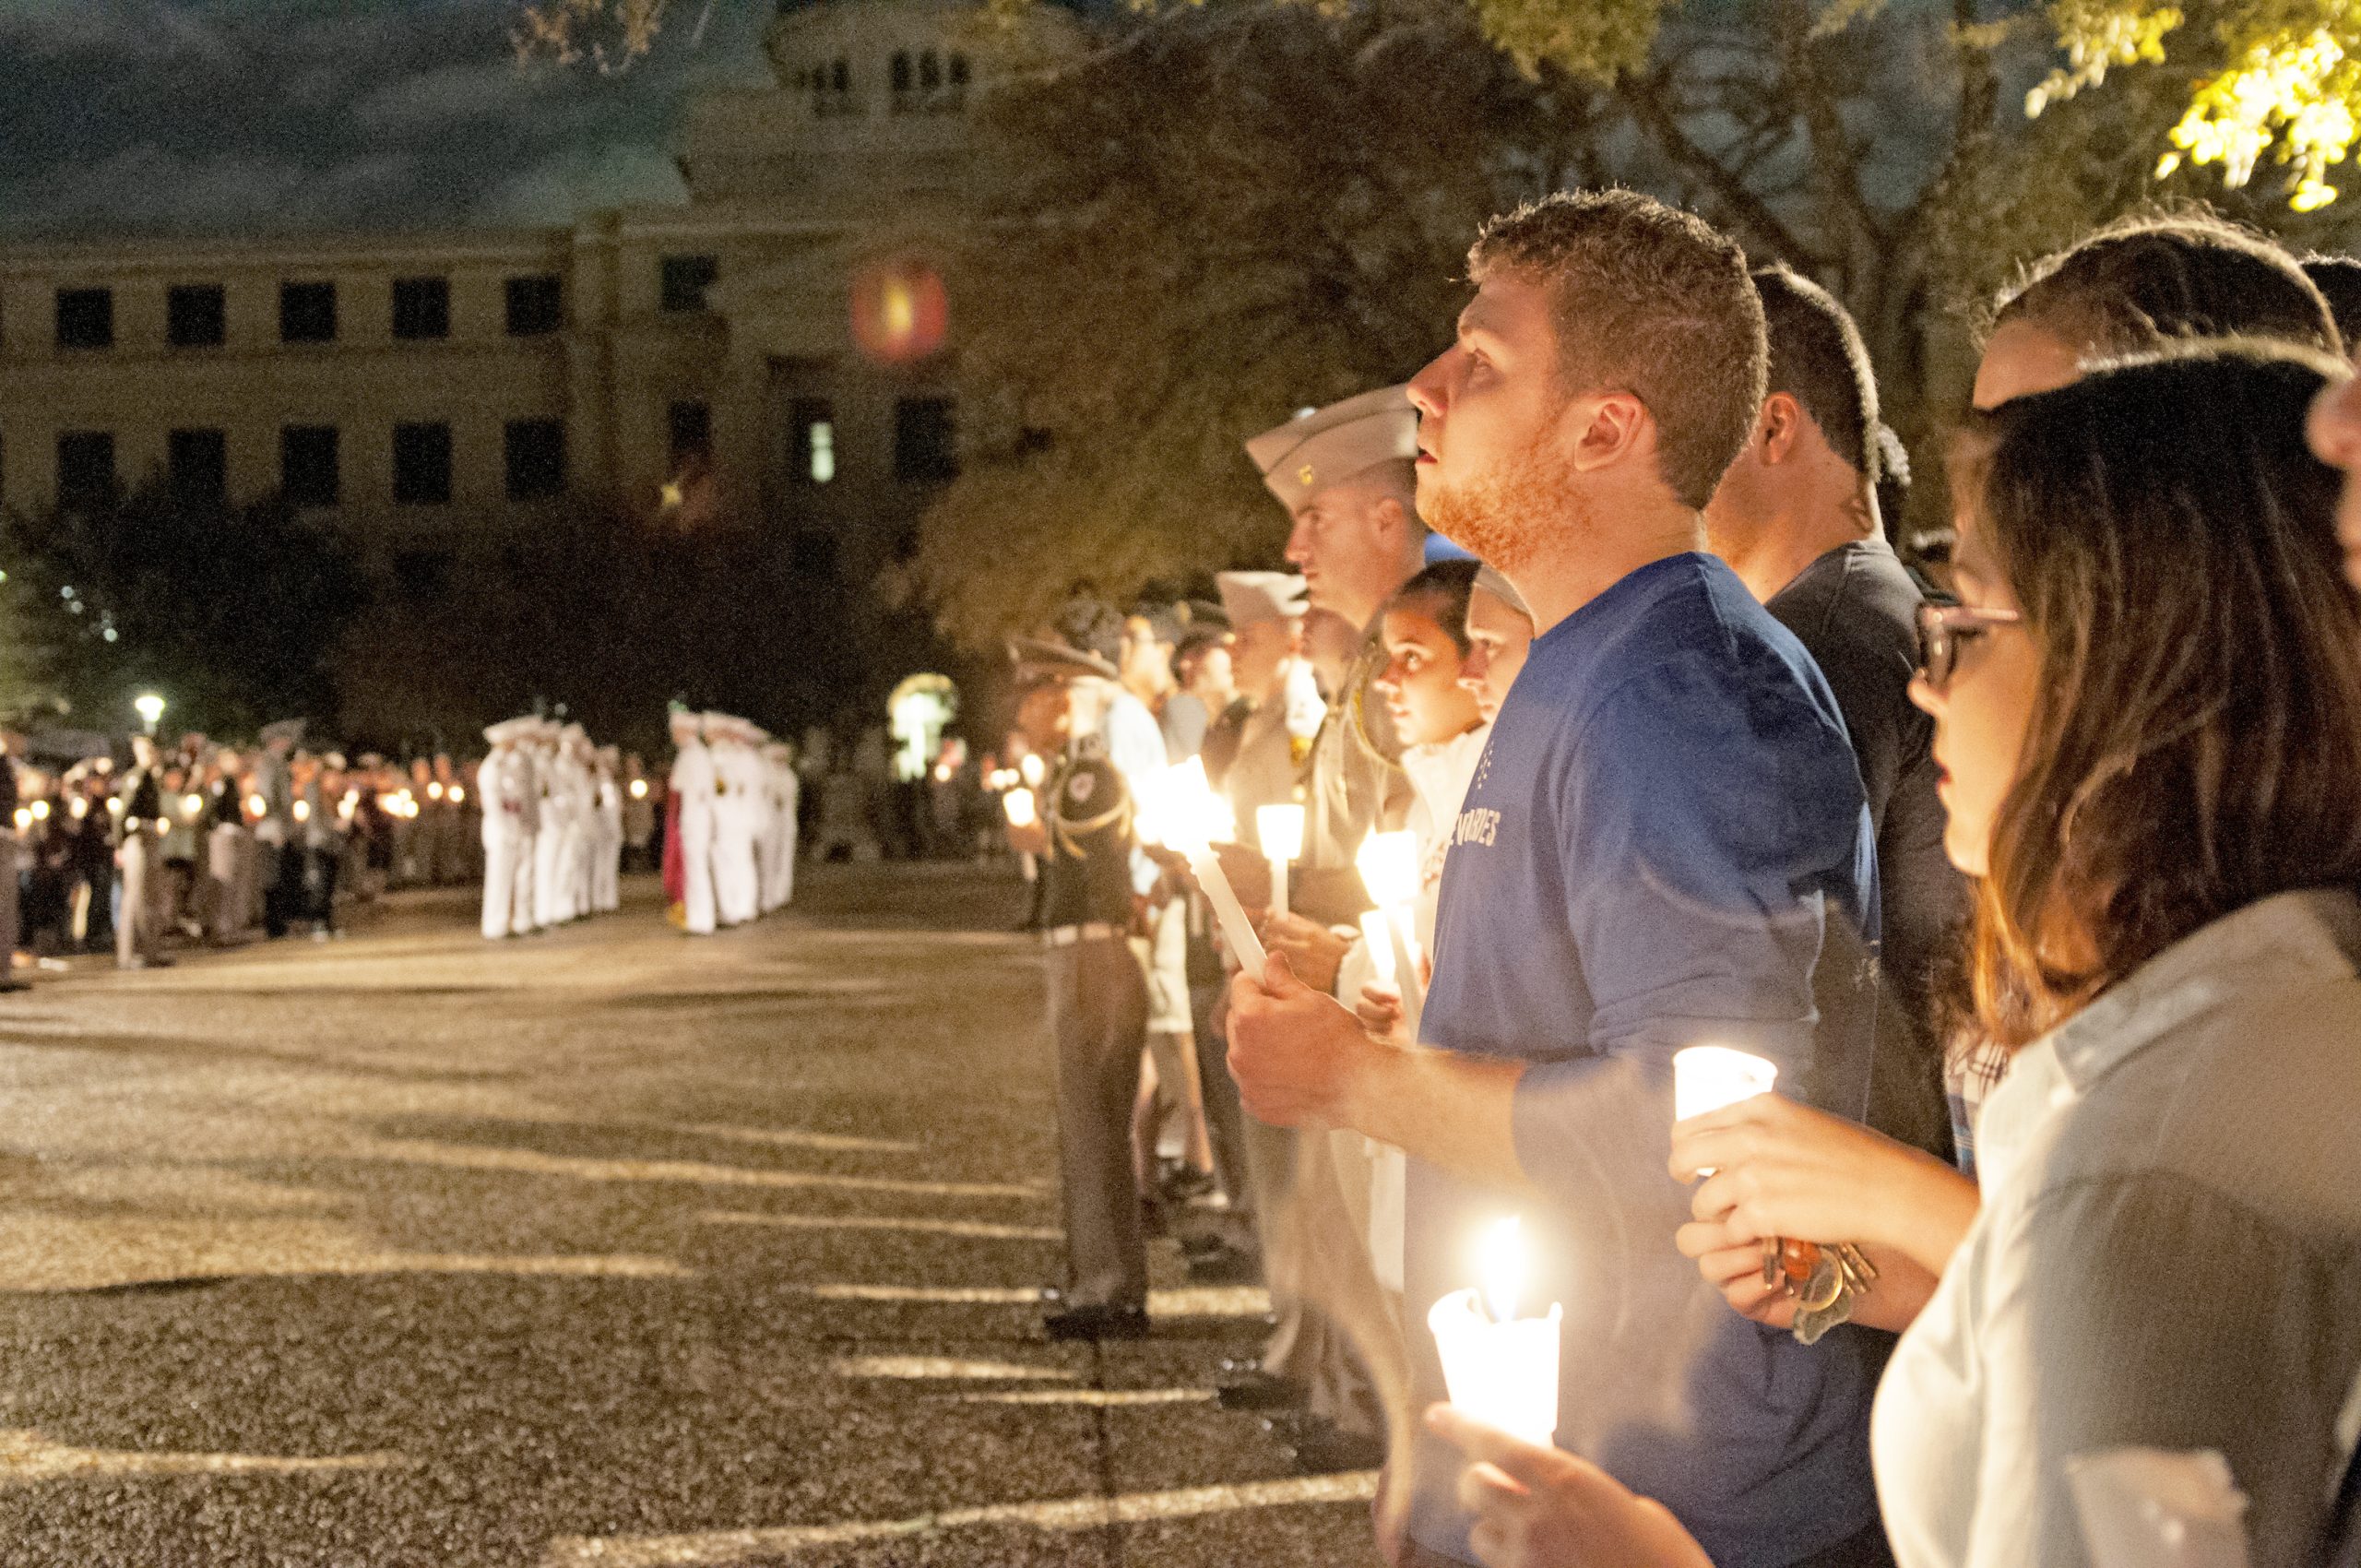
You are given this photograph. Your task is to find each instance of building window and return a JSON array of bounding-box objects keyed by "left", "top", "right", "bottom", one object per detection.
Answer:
[
  {"left": 894, "top": 397, "right": 957, "bottom": 482},
  {"left": 813, "top": 55, "right": 855, "bottom": 116},
  {"left": 167, "top": 284, "right": 226, "bottom": 349},
  {"left": 281, "top": 425, "right": 339, "bottom": 508},
  {"left": 392, "top": 422, "right": 453, "bottom": 505},
  {"left": 55, "top": 288, "right": 113, "bottom": 350},
  {"left": 504, "top": 418, "right": 566, "bottom": 501},
  {"left": 668, "top": 400, "right": 712, "bottom": 466},
  {"left": 55, "top": 431, "right": 115, "bottom": 509},
  {"left": 168, "top": 428, "right": 228, "bottom": 508},
  {"left": 659, "top": 255, "right": 718, "bottom": 313},
  {"left": 391, "top": 277, "right": 450, "bottom": 341},
  {"left": 505, "top": 274, "right": 564, "bottom": 336},
  {"left": 790, "top": 398, "right": 836, "bottom": 484},
  {"left": 920, "top": 49, "right": 941, "bottom": 90},
  {"left": 280, "top": 280, "right": 337, "bottom": 344}
]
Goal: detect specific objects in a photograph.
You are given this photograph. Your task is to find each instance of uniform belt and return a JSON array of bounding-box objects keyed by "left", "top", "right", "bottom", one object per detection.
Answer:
[{"left": 1043, "top": 921, "right": 1122, "bottom": 947}]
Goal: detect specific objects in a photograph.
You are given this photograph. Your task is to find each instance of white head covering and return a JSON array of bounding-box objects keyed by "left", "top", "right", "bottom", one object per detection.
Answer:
[{"left": 1216, "top": 570, "right": 1310, "bottom": 630}]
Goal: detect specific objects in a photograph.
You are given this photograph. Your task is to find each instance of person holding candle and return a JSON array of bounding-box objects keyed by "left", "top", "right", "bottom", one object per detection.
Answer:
[
  {"left": 1230, "top": 190, "right": 1886, "bottom": 1568},
  {"left": 1440, "top": 342, "right": 2361, "bottom": 1568},
  {"left": 1004, "top": 638, "right": 1160, "bottom": 1341}
]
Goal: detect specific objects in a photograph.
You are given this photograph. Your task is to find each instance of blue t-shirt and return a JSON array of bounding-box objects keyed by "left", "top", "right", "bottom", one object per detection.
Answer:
[{"left": 1405, "top": 552, "right": 1885, "bottom": 1568}]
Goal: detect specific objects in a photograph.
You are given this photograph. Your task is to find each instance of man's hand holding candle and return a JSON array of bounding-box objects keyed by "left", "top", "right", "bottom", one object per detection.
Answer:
[{"left": 1253, "top": 909, "right": 1350, "bottom": 992}]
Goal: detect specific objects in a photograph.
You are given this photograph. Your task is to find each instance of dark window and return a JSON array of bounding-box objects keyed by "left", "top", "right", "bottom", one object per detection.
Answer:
[
  {"left": 892, "top": 51, "right": 911, "bottom": 94},
  {"left": 55, "top": 431, "right": 115, "bottom": 509},
  {"left": 391, "top": 277, "right": 449, "bottom": 341},
  {"left": 659, "top": 255, "right": 718, "bottom": 313},
  {"left": 790, "top": 397, "right": 836, "bottom": 485},
  {"left": 281, "top": 425, "right": 339, "bottom": 507},
  {"left": 166, "top": 284, "right": 226, "bottom": 348},
  {"left": 950, "top": 53, "right": 969, "bottom": 86},
  {"left": 392, "top": 422, "right": 453, "bottom": 505},
  {"left": 280, "top": 280, "right": 337, "bottom": 344},
  {"left": 894, "top": 396, "right": 957, "bottom": 482},
  {"left": 55, "top": 288, "right": 113, "bottom": 350},
  {"left": 168, "top": 428, "right": 228, "bottom": 507},
  {"left": 831, "top": 58, "right": 849, "bottom": 92},
  {"left": 505, "top": 274, "right": 564, "bottom": 336},
  {"left": 668, "top": 400, "right": 712, "bottom": 465},
  {"left": 504, "top": 418, "right": 566, "bottom": 501},
  {"left": 920, "top": 50, "right": 940, "bottom": 90}
]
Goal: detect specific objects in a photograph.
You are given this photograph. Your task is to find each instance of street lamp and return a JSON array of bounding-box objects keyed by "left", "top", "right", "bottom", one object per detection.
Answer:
[{"left": 133, "top": 692, "right": 165, "bottom": 736}]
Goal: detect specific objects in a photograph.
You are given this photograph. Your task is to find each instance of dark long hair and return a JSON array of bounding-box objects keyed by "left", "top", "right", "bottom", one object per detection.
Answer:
[{"left": 1952, "top": 342, "right": 2361, "bottom": 1045}]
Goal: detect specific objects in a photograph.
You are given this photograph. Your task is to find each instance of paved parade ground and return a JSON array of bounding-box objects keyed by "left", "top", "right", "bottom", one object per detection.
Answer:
[{"left": 0, "top": 868, "right": 1377, "bottom": 1567}]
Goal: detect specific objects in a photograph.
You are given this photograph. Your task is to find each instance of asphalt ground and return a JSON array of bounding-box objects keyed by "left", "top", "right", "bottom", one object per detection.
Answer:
[{"left": 0, "top": 865, "right": 1381, "bottom": 1567}]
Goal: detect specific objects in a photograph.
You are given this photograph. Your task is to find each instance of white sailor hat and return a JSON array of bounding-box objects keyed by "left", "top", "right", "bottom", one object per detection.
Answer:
[
  {"left": 1215, "top": 570, "right": 1309, "bottom": 630},
  {"left": 1472, "top": 564, "right": 1533, "bottom": 621},
  {"left": 483, "top": 717, "right": 537, "bottom": 745},
  {"left": 1243, "top": 386, "right": 1418, "bottom": 510}
]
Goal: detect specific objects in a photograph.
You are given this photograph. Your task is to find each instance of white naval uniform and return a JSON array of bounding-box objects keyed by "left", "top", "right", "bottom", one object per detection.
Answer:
[
  {"left": 533, "top": 748, "right": 579, "bottom": 927},
  {"left": 592, "top": 765, "right": 622, "bottom": 913},
  {"left": 670, "top": 737, "right": 718, "bottom": 935},
  {"left": 481, "top": 745, "right": 540, "bottom": 938},
  {"left": 711, "top": 740, "right": 761, "bottom": 927}
]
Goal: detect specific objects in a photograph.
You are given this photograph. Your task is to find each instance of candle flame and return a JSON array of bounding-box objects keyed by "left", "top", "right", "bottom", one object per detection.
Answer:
[
  {"left": 1256, "top": 803, "right": 1306, "bottom": 863},
  {"left": 1356, "top": 829, "right": 1420, "bottom": 910},
  {"left": 629, "top": 779, "right": 648, "bottom": 800},
  {"left": 1019, "top": 754, "right": 1045, "bottom": 788},
  {"left": 1003, "top": 787, "right": 1037, "bottom": 828},
  {"left": 1480, "top": 1217, "right": 1524, "bottom": 1324}
]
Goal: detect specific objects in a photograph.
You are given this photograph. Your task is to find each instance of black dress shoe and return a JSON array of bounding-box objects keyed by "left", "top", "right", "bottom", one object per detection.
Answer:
[
  {"left": 1042, "top": 1301, "right": 1150, "bottom": 1341},
  {"left": 1270, "top": 1413, "right": 1386, "bottom": 1474},
  {"left": 1216, "top": 1371, "right": 1303, "bottom": 1412}
]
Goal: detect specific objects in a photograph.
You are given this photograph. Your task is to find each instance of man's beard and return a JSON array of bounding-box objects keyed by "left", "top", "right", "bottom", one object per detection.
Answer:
[{"left": 1418, "top": 430, "right": 1584, "bottom": 582}]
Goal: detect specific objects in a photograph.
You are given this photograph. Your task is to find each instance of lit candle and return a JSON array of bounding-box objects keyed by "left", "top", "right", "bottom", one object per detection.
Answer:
[
  {"left": 293, "top": 800, "right": 310, "bottom": 824},
  {"left": 182, "top": 793, "right": 203, "bottom": 815},
  {"left": 450, "top": 787, "right": 466, "bottom": 804},
  {"left": 1019, "top": 754, "right": 1045, "bottom": 789},
  {"left": 1157, "top": 758, "right": 1267, "bottom": 980},
  {"left": 9, "top": 808, "right": 26, "bottom": 833},
  {"left": 1671, "top": 1046, "right": 1778, "bottom": 1177},
  {"left": 1356, "top": 830, "right": 1426, "bottom": 1026},
  {"left": 245, "top": 793, "right": 266, "bottom": 818},
  {"left": 428, "top": 781, "right": 445, "bottom": 801},
  {"left": 1358, "top": 909, "right": 1396, "bottom": 985},
  {"left": 1427, "top": 1217, "right": 1562, "bottom": 1446},
  {"left": 1003, "top": 787, "right": 1037, "bottom": 829},
  {"left": 629, "top": 778, "right": 648, "bottom": 801},
  {"left": 1256, "top": 803, "right": 1304, "bottom": 918},
  {"left": 30, "top": 800, "right": 48, "bottom": 822}
]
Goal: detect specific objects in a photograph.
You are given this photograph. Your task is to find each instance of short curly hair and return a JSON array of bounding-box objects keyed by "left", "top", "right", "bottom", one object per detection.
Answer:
[{"left": 1468, "top": 190, "right": 1767, "bottom": 510}]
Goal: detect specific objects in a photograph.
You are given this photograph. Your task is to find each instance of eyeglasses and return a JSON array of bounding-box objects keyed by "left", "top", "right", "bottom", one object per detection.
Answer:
[{"left": 1914, "top": 601, "right": 2023, "bottom": 690}]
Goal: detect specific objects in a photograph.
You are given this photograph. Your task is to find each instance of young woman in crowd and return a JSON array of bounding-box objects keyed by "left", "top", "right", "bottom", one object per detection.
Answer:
[
  {"left": 1434, "top": 342, "right": 2361, "bottom": 1568},
  {"left": 1456, "top": 564, "right": 1535, "bottom": 724}
]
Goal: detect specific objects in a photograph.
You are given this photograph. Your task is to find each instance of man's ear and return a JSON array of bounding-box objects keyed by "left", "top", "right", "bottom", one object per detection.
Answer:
[
  {"left": 1759, "top": 392, "right": 1805, "bottom": 465},
  {"left": 1567, "top": 391, "right": 1654, "bottom": 474}
]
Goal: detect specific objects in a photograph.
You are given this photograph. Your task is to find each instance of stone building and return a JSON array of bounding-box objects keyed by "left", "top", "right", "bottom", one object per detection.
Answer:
[{"left": 0, "top": 0, "right": 1075, "bottom": 591}]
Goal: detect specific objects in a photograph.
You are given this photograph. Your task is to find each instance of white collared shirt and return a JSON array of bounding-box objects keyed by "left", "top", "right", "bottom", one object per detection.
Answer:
[{"left": 1872, "top": 889, "right": 2361, "bottom": 1568}]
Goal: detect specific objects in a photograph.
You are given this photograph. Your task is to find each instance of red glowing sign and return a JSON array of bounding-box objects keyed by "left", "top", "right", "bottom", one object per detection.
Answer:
[{"left": 850, "top": 258, "right": 948, "bottom": 366}]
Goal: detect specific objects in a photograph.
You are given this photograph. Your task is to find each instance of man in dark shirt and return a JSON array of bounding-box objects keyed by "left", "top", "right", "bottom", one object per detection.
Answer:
[
  {"left": 1004, "top": 642, "right": 1154, "bottom": 1342},
  {"left": 1229, "top": 192, "right": 1884, "bottom": 1568},
  {"left": 1705, "top": 264, "right": 1969, "bottom": 1162}
]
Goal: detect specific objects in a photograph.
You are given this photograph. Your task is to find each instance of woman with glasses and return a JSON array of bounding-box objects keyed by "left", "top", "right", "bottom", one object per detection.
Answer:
[{"left": 1431, "top": 344, "right": 2361, "bottom": 1568}]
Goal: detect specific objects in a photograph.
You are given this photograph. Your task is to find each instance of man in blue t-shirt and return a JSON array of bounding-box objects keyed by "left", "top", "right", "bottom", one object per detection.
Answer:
[{"left": 1228, "top": 190, "right": 1886, "bottom": 1568}]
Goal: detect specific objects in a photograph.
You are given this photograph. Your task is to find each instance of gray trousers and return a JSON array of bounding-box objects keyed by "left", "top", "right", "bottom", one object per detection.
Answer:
[
  {"left": 117, "top": 833, "right": 160, "bottom": 967},
  {"left": 1046, "top": 932, "right": 1150, "bottom": 1310}
]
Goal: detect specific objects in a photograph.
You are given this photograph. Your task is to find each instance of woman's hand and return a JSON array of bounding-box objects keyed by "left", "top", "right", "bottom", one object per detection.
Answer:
[
  {"left": 1669, "top": 1092, "right": 1980, "bottom": 1277},
  {"left": 1673, "top": 1213, "right": 1797, "bottom": 1329},
  {"left": 1255, "top": 909, "right": 1350, "bottom": 993},
  {"left": 1426, "top": 1405, "right": 1715, "bottom": 1568}
]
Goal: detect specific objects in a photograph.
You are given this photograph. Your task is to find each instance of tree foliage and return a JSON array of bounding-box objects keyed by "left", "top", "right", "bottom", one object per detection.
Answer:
[{"left": 0, "top": 485, "right": 368, "bottom": 738}]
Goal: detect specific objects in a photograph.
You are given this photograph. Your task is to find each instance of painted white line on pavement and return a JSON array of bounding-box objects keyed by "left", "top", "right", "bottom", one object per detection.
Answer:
[
  {"left": 0, "top": 1430, "right": 409, "bottom": 1485},
  {"left": 541, "top": 1470, "right": 1379, "bottom": 1566},
  {"left": 950, "top": 1388, "right": 1215, "bottom": 1408},
  {"left": 701, "top": 1211, "right": 1062, "bottom": 1241},
  {"left": 795, "top": 1284, "right": 1270, "bottom": 1317},
  {"left": 664, "top": 1122, "right": 922, "bottom": 1156},
  {"left": 829, "top": 1355, "right": 1077, "bottom": 1382},
  {"left": 350, "top": 1139, "right": 1045, "bottom": 1200}
]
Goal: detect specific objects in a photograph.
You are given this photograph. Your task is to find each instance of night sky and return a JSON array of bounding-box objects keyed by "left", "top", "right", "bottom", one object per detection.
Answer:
[{"left": 0, "top": 0, "right": 777, "bottom": 241}]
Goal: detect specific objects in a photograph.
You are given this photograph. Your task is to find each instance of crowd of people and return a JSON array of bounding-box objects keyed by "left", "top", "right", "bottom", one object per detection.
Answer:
[
  {"left": 0, "top": 720, "right": 504, "bottom": 977},
  {"left": 655, "top": 707, "right": 800, "bottom": 936},
  {"left": 1001, "top": 196, "right": 2361, "bottom": 1568},
  {"left": 478, "top": 716, "right": 655, "bottom": 939}
]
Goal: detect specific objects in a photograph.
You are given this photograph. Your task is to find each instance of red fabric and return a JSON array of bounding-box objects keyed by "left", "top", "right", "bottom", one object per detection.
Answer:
[{"left": 661, "top": 786, "right": 684, "bottom": 904}]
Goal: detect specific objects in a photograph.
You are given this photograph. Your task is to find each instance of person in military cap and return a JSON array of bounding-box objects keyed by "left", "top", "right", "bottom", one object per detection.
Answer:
[
  {"left": 1006, "top": 635, "right": 1156, "bottom": 1341},
  {"left": 480, "top": 718, "right": 540, "bottom": 939},
  {"left": 113, "top": 732, "right": 172, "bottom": 969},
  {"left": 665, "top": 706, "right": 718, "bottom": 935}
]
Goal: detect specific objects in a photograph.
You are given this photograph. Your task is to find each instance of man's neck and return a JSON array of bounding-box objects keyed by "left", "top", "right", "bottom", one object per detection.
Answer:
[
  {"left": 1719, "top": 484, "right": 1879, "bottom": 604},
  {"left": 1518, "top": 504, "right": 1707, "bottom": 636}
]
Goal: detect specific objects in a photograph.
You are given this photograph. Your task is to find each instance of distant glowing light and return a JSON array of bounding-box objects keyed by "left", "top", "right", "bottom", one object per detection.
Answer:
[{"left": 849, "top": 258, "right": 948, "bottom": 366}]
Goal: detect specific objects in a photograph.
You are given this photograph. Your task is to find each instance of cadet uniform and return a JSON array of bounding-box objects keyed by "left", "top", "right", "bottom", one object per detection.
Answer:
[
  {"left": 1233, "top": 388, "right": 1422, "bottom": 1454},
  {"left": 668, "top": 710, "right": 719, "bottom": 935},
  {"left": 480, "top": 718, "right": 540, "bottom": 938},
  {"left": 1035, "top": 688, "right": 1153, "bottom": 1334},
  {"left": 113, "top": 751, "right": 169, "bottom": 968}
]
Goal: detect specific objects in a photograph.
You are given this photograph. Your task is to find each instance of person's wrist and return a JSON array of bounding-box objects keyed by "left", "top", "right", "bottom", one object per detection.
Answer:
[
  {"left": 1334, "top": 1029, "right": 1401, "bottom": 1139},
  {"left": 1872, "top": 1146, "right": 1976, "bottom": 1267}
]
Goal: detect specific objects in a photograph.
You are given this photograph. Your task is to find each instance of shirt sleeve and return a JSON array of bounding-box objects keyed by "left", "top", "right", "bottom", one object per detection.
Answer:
[
  {"left": 1967, "top": 1170, "right": 2355, "bottom": 1568},
  {"left": 1511, "top": 647, "right": 1871, "bottom": 1213}
]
